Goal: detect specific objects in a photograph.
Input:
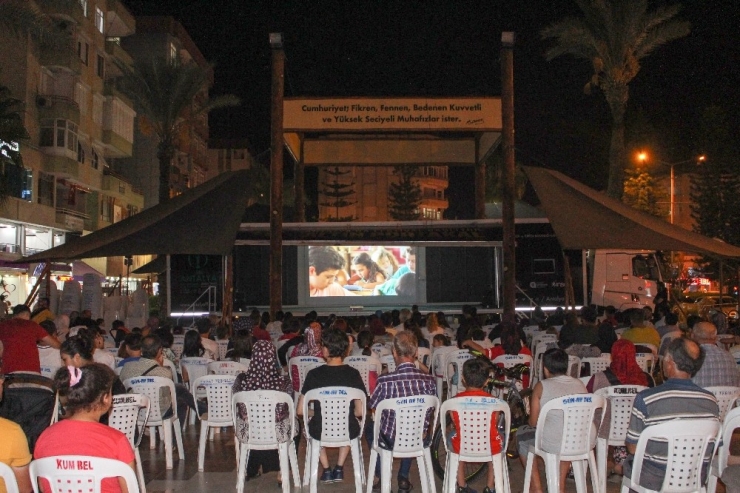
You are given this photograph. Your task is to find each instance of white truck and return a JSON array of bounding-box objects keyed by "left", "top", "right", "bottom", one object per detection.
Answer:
[{"left": 588, "top": 249, "right": 663, "bottom": 311}]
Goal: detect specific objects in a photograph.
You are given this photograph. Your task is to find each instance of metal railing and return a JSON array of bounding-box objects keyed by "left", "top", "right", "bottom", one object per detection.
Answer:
[{"left": 176, "top": 285, "right": 217, "bottom": 327}]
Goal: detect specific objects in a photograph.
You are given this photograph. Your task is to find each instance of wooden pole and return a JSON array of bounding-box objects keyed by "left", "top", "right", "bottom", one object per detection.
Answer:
[
  {"left": 501, "top": 32, "right": 516, "bottom": 318},
  {"left": 221, "top": 253, "right": 233, "bottom": 335},
  {"left": 474, "top": 135, "right": 485, "bottom": 219},
  {"left": 269, "top": 33, "right": 285, "bottom": 318},
  {"left": 295, "top": 133, "right": 305, "bottom": 222}
]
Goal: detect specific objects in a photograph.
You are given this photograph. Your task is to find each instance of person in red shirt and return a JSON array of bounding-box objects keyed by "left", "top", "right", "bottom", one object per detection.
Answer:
[
  {"left": 447, "top": 358, "right": 501, "bottom": 493},
  {"left": 0, "top": 304, "right": 60, "bottom": 374},
  {"left": 462, "top": 324, "right": 532, "bottom": 388}
]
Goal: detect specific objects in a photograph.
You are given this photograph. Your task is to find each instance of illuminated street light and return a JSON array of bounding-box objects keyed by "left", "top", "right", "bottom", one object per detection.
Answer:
[{"left": 635, "top": 151, "right": 706, "bottom": 224}]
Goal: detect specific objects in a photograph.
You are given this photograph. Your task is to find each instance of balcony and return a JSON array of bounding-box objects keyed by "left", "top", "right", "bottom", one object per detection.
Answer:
[
  {"left": 419, "top": 197, "right": 449, "bottom": 210},
  {"left": 102, "top": 97, "right": 135, "bottom": 158},
  {"left": 106, "top": 0, "right": 136, "bottom": 37},
  {"left": 37, "top": 95, "right": 80, "bottom": 124},
  {"left": 39, "top": 43, "right": 81, "bottom": 74},
  {"left": 103, "top": 79, "right": 133, "bottom": 108},
  {"left": 37, "top": 2, "right": 87, "bottom": 26},
  {"left": 55, "top": 208, "right": 88, "bottom": 231},
  {"left": 104, "top": 40, "right": 133, "bottom": 70},
  {"left": 42, "top": 155, "right": 101, "bottom": 189},
  {"left": 103, "top": 168, "right": 143, "bottom": 199}
]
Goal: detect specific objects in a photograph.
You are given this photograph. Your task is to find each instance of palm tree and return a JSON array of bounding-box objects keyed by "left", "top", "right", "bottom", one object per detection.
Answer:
[
  {"left": 115, "top": 55, "right": 240, "bottom": 204},
  {"left": 542, "top": 0, "right": 690, "bottom": 198}
]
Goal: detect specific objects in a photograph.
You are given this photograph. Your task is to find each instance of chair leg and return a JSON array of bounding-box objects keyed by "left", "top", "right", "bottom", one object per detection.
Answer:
[
  {"left": 162, "top": 420, "right": 173, "bottom": 470},
  {"left": 303, "top": 440, "right": 311, "bottom": 487},
  {"left": 309, "top": 439, "right": 321, "bottom": 493},
  {"left": 135, "top": 447, "right": 146, "bottom": 493},
  {"left": 198, "top": 422, "right": 208, "bottom": 471},
  {"left": 173, "top": 418, "right": 185, "bottom": 461},
  {"left": 423, "top": 449, "right": 436, "bottom": 493},
  {"left": 522, "top": 451, "right": 534, "bottom": 493},
  {"left": 445, "top": 454, "right": 459, "bottom": 493},
  {"left": 492, "top": 456, "right": 505, "bottom": 493},
  {"left": 149, "top": 426, "right": 157, "bottom": 449},
  {"left": 288, "top": 442, "right": 300, "bottom": 488},
  {"left": 380, "top": 451, "right": 392, "bottom": 493},
  {"left": 588, "top": 451, "right": 600, "bottom": 493},
  {"left": 571, "top": 459, "right": 586, "bottom": 493},
  {"left": 366, "top": 450, "right": 378, "bottom": 493},
  {"left": 278, "top": 444, "right": 291, "bottom": 493},
  {"left": 416, "top": 456, "right": 430, "bottom": 493},
  {"left": 350, "top": 441, "right": 364, "bottom": 493},
  {"left": 596, "top": 439, "right": 607, "bottom": 493},
  {"left": 236, "top": 446, "right": 249, "bottom": 493},
  {"left": 543, "top": 454, "right": 560, "bottom": 493},
  {"left": 707, "top": 475, "right": 719, "bottom": 493}
]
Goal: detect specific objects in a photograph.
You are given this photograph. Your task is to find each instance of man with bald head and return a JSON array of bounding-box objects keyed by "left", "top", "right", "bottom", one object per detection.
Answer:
[
  {"left": 623, "top": 338, "right": 719, "bottom": 490},
  {"left": 691, "top": 321, "right": 740, "bottom": 388}
]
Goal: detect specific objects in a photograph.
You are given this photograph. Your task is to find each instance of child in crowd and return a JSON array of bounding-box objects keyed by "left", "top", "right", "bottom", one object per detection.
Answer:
[{"left": 447, "top": 358, "right": 500, "bottom": 493}]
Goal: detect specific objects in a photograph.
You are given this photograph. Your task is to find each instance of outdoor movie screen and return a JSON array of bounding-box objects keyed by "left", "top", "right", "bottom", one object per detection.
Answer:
[{"left": 307, "top": 245, "right": 417, "bottom": 298}]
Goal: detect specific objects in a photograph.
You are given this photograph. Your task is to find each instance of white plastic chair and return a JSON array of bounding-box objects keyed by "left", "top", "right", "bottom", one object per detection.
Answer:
[
  {"left": 531, "top": 333, "right": 557, "bottom": 352},
  {"left": 440, "top": 396, "right": 511, "bottom": 493},
  {"left": 620, "top": 419, "right": 720, "bottom": 493},
  {"left": 29, "top": 455, "right": 140, "bottom": 493},
  {"left": 191, "top": 374, "right": 237, "bottom": 471},
  {"left": 366, "top": 394, "right": 439, "bottom": 493},
  {"left": 180, "top": 357, "right": 213, "bottom": 387},
  {"left": 444, "top": 349, "right": 473, "bottom": 399},
  {"left": 371, "top": 342, "right": 391, "bottom": 360},
  {"left": 634, "top": 352, "right": 656, "bottom": 374},
  {"left": 531, "top": 341, "right": 555, "bottom": 387},
  {"left": 380, "top": 354, "right": 396, "bottom": 374},
  {"left": 123, "top": 376, "right": 185, "bottom": 470},
  {"left": 417, "top": 347, "right": 432, "bottom": 367},
  {"left": 207, "top": 360, "right": 249, "bottom": 376},
  {"left": 491, "top": 354, "right": 533, "bottom": 392},
  {"left": 162, "top": 358, "right": 179, "bottom": 382},
  {"left": 288, "top": 356, "right": 325, "bottom": 394},
  {"left": 0, "top": 462, "right": 19, "bottom": 493},
  {"left": 302, "top": 387, "right": 367, "bottom": 493},
  {"left": 431, "top": 346, "right": 457, "bottom": 401},
  {"left": 522, "top": 393, "right": 606, "bottom": 493},
  {"left": 217, "top": 340, "right": 229, "bottom": 361},
  {"left": 594, "top": 385, "right": 647, "bottom": 493},
  {"left": 171, "top": 335, "right": 184, "bottom": 360},
  {"left": 109, "top": 393, "right": 151, "bottom": 493},
  {"left": 706, "top": 386, "right": 740, "bottom": 422},
  {"left": 233, "top": 390, "right": 300, "bottom": 493},
  {"left": 345, "top": 355, "right": 382, "bottom": 394},
  {"left": 581, "top": 354, "right": 612, "bottom": 376},
  {"left": 708, "top": 406, "right": 740, "bottom": 493},
  {"left": 39, "top": 365, "right": 59, "bottom": 379}
]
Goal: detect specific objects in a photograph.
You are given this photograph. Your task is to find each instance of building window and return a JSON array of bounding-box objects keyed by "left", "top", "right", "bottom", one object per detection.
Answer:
[
  {"left": 127, "top": 204, "right": 139, "bottom": 217},
  {"left": 96, "top": 54, "right": 105, "bottom": 78},
  {"left": 77, "top": 142, "right": 85, "bottom": 163},
  {"left": 79, "top": 0, "right": 87, "bottom": 16},
  {"left": 74, "top": 82, "right": 88, "bottom": 116},
  {"left": 38, "top": 172, "right": 54, "bottom": 206},
  {"left": 95, "top": 7, "right": 104, "bottom": 34},
  {"left": 91, "top": 149, "right": 99, "bottom": 170},
  {"left": 169, "top": 42, "right": 177, "bottom": 61},
  {"left": 100, "top": 195, "right": 112, "bottom": 222},
  {"left": 77, "top": 39, "right": 88, "bottom": 65},
  {"left": 39, "top": 119, "right": 78, "bottom": 152}
]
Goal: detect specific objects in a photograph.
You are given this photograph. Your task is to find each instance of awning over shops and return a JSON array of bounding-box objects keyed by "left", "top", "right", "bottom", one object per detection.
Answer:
[
  {"left": 22, "top": 170, "right": 251, "bottom": 262},
  {"left": 132, "top": 256, "right": 165, "bottom": 274},
  {"left": 522, "top": 166, "right": 740, "bottom": 258}
]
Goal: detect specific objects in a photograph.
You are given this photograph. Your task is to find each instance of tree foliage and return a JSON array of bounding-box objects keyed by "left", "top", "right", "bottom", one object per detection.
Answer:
[
  {"left": 0, "top": 83, "right": 30, "bottom": 206},
  {"left": 319, "top": 166, "right": 356, "bottom": 221},
  {"left": 622, "top": 169, "right": 668, "bottom": 218},
  {"left": 388, "top": 166, "right": 421, "bottom": 221},
  {"left": 485, "top": 150, "right": 527, "bottom": 202},
  {"left": 542, "top": 0, "right": 690, "bottom": 198},
  {"left": 114, "top": 55, "right": 240, "bottom": 204}
]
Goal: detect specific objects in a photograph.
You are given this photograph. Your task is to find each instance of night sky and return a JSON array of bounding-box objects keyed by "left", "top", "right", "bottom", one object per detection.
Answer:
[{"left": 122, "top": 0, "right": 740, "bottom": 218}]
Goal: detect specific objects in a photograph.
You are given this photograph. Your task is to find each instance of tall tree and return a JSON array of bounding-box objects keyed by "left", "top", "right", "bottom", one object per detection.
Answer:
[
  {"left": 388, "top": 165, "right": 422, "bottom": 221},
  {"left": 0, "top": 83, "right": 30, "bottom": 206},
  {"left": 115, "top": 55, "right": 240, "bottom": 204},
  {"left": 319, "top": 166, "right": 356, "bottom": 221},
  {"left": 622, "top": 169, "right": 668, "bottom": 218},
  {"left": 542, "top": 0, "right": 690, "bottom": 198}
]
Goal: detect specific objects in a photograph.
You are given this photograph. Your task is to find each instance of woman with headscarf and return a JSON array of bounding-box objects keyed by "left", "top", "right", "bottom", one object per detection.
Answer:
[
  {"left": 233, "top": 340, "right": 293, "bottom": 482},
  {"left": 586, "top": 339, "right": 650, "bottom": 480},
  {"left": 289, "top": 322, "right": 323, "bottom": 392}
]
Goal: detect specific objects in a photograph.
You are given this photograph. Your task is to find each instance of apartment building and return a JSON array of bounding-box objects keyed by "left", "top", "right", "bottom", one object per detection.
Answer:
[
  {"left": 113, "top": 16, "right": 211, "bottom": 208},
  {"left": 0, "top": 0, "right": 146, "bottom": 306},
  {"left": 206, "top": 138, "right": 255, "bottom": 182},
  {"left": 318, "top": 165, "right": 449, "bottom": 221}
]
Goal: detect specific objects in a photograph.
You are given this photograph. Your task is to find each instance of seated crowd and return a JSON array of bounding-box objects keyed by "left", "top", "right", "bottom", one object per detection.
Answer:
[{"left": 0, "top": 298, "right": 737, "bottom": 493}]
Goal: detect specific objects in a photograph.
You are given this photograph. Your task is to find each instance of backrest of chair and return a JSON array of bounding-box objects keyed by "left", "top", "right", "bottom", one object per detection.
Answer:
[
  {"left": 416, "top": 347, "right": 431, "bottom": 367},
  {"left": 171, "top": 335, "right": 185, "bottom": 359},
  {"left": 233, "top": 390, "right": 295, "bottom": 446},
  {"left": 180, "top": 357, "right": 212, "bottom": 385},
  {"left": 535, "top": 393, "right": 605, "bottom": 456},
  {"left": 630, "top": 419, "right": 720, "bottom": 493},
  {"left": 581, "top": 354, "right": 612, "bottom": 376},
  {"left": 491, "top": 353, "right": 533, "bottom": 368},
  {"left": 431, "top": 346, "right": 456, "bottom": 378},
  {"left": 531, "top": 333, "right": 557, "bottom": 352},
  {"left": 122, "top": 376, "right": 176, "bottom": 426},
  {"left": 706, "top": 386, "right": 740, "bottom": 422},
  {"left": 217, "top": 340, "right": 229, "bottom": 361},
  {"left": 660, "top": 331, "right": 681, "bottom": 346},
  {"left": 344, "top": 356, "right": 381, "bottom": 394},
  {"left": 567, "top": 355, "right": 581, "bottom": 378},
  {"left": 594, "top": 385, "right": 646, "bottom": 444},
  {"left": 0, "top": 462, "right": 19, "bottom": 493},
  {"left": 302, "top": 387, "right": 366, "bottom": 444},
  {"left": 288, "top": 356, "right": 324, "bottom": 391},
  {"left": 380, "top": 354, "right": 396, "bottom": 373},
  {"left": 718, "top": 407, "right": 740, "bottom": 473},
  {"left": 444, "top": 349, "right": 472, "bottom": 398},
  {"left": 440, "top": 396, "right": 510, "bottom": 458},
  {"left": 192, "top": 374, "right": 236, "bottom": 424},
  {"left": 39, "top": 366, "right": 59, "bottom": 379},
  {"left": 162, "top": 358, "right": 178, "bottom": 380},
  {"left": 373, "top": 394, "right": 439, "bottom": 454},
  {"left": 109, "top": 394, "right": 150, "bottom": 448},
  {"left": 371, "top": 342, "right": 387, "bottom": 360},
  {"left": 208, "top": 360, "right": 249, "bottom": 376},
  {"left": 635, "top": 352, "right": 655, "bottom": 373},
  {"left": 30, "top": 455, "right": 140, "bottom": 493}
]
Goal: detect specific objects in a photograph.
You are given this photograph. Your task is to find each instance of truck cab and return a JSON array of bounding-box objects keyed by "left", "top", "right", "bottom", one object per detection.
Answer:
[{"left": 589, "top": 250, "right": 663, "bottom": 311}]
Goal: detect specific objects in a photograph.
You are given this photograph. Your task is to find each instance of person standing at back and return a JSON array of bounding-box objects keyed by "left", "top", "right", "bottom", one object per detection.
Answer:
[{"left": 0, "top": 304, "right": 60, "bottom": 374}]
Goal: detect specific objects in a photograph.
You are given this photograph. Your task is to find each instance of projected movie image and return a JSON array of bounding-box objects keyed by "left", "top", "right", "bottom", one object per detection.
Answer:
[{"left": 308, "top": 245, "right": 416, "bottom": 297}]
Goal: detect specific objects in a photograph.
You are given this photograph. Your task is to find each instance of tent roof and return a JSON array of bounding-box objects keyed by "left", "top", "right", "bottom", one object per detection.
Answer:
[
  {"left": 22, "top": 170, "right": 251, "bottom": 262},
  {"left": 523, "top": 166, "right": 740, "bottom": 258}
]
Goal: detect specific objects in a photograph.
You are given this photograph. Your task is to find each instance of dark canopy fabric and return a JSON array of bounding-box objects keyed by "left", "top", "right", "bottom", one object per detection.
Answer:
[
  {"left": 523, "top": 166, "right": 740, "bottom": 258},
  {"left": 131, "top": 256, "right": 165, "bottom": 274},
  {"left": 23, "top": 170, "right": 251, "bottom": 262}
]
